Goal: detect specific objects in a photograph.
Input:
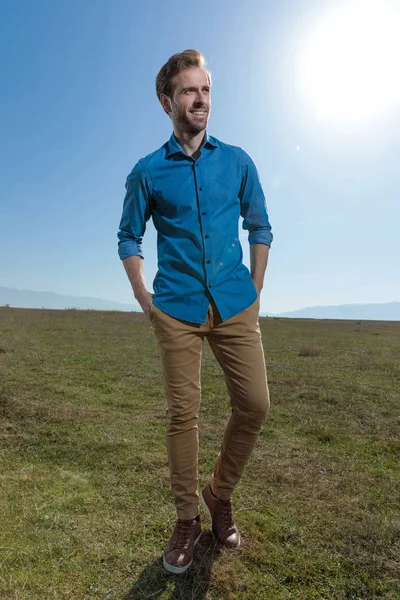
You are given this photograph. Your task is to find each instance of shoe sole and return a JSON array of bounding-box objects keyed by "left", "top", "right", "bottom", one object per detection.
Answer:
[
  {"left": 200, "top": 491, "right": 241, "bottom": 550},
  {"left": 162, "top": 531, "right": 202, "bottom": 574}
]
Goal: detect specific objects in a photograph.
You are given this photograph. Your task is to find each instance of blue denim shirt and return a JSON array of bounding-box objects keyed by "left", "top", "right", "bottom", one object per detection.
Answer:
[{"left": 118, "top": 132, "right": 273, "bottom": 324}]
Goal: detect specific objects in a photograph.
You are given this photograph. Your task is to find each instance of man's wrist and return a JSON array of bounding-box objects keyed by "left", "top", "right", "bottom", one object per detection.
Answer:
[
  {"left": 134, "top": 287, "right": 150, "bottom": 301},
  {"left": 252, "top": 279, "right": 263, "bottom": 295}
]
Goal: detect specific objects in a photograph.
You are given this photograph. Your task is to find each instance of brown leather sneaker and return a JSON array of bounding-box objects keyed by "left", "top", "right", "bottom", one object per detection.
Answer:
[
  {"left": 163, "top": 517, "right": 202, "bottom": 574},
  {"left": 200, "top": 484, "right": 241, "bottom": 549}
]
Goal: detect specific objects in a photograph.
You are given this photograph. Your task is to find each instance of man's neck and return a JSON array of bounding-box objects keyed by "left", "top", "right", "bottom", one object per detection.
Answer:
[{"left": 173, "top": 129, "right": 206, "bottom": 158}]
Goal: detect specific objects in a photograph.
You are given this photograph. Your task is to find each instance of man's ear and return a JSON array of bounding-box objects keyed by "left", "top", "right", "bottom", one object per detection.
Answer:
[{"left": 159, "top": 93, "right": 172, "bottom": 116}]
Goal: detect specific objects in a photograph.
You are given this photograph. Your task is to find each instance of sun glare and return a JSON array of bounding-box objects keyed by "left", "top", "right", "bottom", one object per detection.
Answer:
[{"left": 301, "top": 1, "right": 400, "bottom": 120}]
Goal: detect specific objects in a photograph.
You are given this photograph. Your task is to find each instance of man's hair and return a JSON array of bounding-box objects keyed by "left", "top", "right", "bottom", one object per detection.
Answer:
[{"left": 156, "top": 49, "right": 211, "bottom": 101}]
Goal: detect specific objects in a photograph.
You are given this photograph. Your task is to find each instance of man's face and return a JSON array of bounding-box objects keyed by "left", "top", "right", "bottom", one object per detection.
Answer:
[{"left": 166, "top": 67, "right": 211, "bottom": 134}]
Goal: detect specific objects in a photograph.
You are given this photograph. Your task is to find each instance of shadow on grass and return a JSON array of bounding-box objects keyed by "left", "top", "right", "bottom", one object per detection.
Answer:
[{"left": 124, "top": 531, "right": 221, "bottom": 599}]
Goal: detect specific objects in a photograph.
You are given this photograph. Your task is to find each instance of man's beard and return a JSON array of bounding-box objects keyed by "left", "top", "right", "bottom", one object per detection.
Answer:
[{"left": 172, "top": 104, "right": 209, "bottom": 134}]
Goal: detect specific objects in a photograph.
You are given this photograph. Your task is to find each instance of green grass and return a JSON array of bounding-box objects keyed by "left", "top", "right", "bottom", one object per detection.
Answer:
[{"left": 0, "top": 307, "right": 399, "bottom": 599}]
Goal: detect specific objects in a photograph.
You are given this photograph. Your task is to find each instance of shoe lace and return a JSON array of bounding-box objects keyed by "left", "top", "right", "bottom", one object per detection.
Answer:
[
  {"left": 173, "top": 519, "right": 195, "bottom": 549},
  {"left": 219, "top": 500, "right": 234, "bottom": 529}
]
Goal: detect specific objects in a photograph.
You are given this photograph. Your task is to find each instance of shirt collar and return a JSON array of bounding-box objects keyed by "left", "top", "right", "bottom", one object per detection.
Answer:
[{"left": 165, "top": 131, "right": 218, "bottom": 158}]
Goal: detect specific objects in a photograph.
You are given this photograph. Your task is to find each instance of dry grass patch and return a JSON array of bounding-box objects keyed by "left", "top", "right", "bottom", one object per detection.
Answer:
[{"left": 298, "top": 345, "right": 322, "bottom": 357}]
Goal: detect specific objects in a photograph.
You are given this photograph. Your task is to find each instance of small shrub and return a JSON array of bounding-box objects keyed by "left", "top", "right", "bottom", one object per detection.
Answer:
[
  {"left": 305, "top": 426, "right": 335, "bottom": 443},
  {"left": 298, "top": 345, "right": 321, "bottom": 357}
]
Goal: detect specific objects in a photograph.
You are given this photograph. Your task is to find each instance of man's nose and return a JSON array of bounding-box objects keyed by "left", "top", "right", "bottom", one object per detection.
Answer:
[{"left": 194, "top": 90, "right": 207, "bottom": 105}]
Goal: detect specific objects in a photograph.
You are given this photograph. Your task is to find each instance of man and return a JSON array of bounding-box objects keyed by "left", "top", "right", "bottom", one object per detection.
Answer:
[{"left": 118, "top": 49, "right": 272, "bottom": 574}]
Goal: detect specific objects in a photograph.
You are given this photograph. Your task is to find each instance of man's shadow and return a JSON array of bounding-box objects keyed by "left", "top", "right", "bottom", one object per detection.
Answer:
[{"left": 123, "top": 531, "right": 222, "bottom": 600}]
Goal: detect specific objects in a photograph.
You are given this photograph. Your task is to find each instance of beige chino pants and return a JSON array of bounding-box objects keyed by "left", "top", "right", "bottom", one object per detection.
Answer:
[{"left": 149, "top": 298, "right": 270, "bottom": 521}]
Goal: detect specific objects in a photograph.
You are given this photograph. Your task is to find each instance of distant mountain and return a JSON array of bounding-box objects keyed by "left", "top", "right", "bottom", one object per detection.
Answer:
[
  {"left": 1, "top": 288, "right": 399, "bottom": 321},
  {"left": 270, "top": 301, "right": 400, "bottom": 321},
  {"left": 0, "top": 287, "right": 139, "bottom": 312}
]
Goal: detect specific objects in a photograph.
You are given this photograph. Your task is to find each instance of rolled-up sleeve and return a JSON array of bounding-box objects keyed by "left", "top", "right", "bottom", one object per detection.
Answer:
[
  {"left": 117, "top": 162, "right": 152, "bottom": 260},
  {"left": 239, "top": 150, "right": 273, "bottom": 247}
]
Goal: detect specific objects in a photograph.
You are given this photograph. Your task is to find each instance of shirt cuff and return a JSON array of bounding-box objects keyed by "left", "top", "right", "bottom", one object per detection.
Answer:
[
  {"left": 118, "top": 240, "right": 143, "bottom": 260},
  {"left": 248, "top": 228, "right": 273, "bottom": 247}
]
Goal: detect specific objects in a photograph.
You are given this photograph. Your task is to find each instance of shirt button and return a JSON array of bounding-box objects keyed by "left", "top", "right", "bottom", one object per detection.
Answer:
[
  {"left": 205, "top": 234, "right": 209, "bottom": 239},
  {"left": 202, "top": 211, "right": 207, "bottom": 215},
  {"left": 207, "top": 260, "right": 211, "bottom": 264},
  {"left": 208, "top": 284, "right": 212, "bottom": 288},
  {"left": 199, "top": 188, "right": 203, "bottom": 191}
]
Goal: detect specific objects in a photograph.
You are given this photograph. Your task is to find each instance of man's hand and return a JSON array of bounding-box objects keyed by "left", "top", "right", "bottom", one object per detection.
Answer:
[
  {"left": 122, "top": 256, "right": 153, "bottom": 317},
  {"left": 136, "top": 290, "right": 153, "bottom": 316},
  {"left": 250, "top": 244, "right": 270, "bottom": 300},
  {"left": 252, "top": 282, "right": 263, "bottom": 299}
]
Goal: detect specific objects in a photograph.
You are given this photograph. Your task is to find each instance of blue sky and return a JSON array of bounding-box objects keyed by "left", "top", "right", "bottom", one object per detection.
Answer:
[{"left": 1, "top": 0, "right": 399, "bottom": 313}]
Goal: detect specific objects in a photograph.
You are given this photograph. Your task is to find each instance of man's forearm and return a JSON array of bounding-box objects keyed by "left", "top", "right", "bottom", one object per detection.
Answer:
[
  {"left": 122, "top": 255, "right": 152, "bottom": 312},
  {"left": 250, "top": 243, "right": 270, "bottom": 297}
]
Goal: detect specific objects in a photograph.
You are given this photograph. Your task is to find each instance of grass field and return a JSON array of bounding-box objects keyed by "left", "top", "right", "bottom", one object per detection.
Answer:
[{"left": 0, "top": 307, "right": 399, "bottom": 600}]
